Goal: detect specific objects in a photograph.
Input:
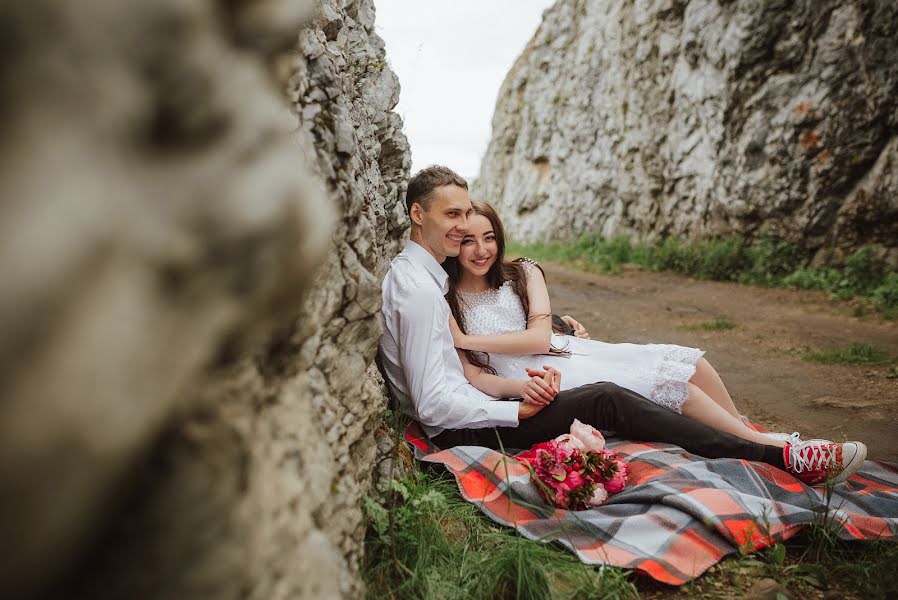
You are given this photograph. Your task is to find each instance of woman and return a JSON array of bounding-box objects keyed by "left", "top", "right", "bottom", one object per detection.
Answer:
[{"left": 444, "top": 202, "right": 797, "bottom": 449}]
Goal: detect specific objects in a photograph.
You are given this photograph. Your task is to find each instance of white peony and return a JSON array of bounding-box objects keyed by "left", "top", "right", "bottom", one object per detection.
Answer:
[
  {"left": 553, "top": 433, "right": 586, "bottom": 451},
  {"left": 569, "top": 419, "right": 605, "bottom": 452},
  {"left": 585, "top": 484, "right": 609, "bottom": 507}
]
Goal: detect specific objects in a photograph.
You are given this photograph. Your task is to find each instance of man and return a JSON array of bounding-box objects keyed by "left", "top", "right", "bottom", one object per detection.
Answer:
[{"left": 379, "top": 165, "right": 866, "bottom": 486}]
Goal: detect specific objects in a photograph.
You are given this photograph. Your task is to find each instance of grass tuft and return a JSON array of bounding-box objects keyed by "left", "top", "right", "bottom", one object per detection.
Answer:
[
  {"left": 801, "top": 343, "right": 892, "bottom": 365},
  {"left": 683, "top": 318, "right": 739, "bottom": 331}
]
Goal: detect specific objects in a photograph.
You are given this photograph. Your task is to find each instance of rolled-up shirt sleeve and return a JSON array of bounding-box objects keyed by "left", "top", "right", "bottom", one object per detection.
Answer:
[{"left": 396, "top": 286, "right": 519, "bottom": 430}]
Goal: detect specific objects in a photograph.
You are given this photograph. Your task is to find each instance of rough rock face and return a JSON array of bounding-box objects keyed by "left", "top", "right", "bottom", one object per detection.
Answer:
[
  {"left": 476, "top": 0, "right": 898, "bottom": 264},
  {"left": 0, "top": 0, "right": 408, "bottom": 599}
]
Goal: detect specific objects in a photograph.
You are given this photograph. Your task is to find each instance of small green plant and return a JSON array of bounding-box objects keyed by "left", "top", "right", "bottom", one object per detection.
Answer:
[
  {"left": 761, "top": 541, "right": 789, "bottom": 581},
  {"left": 801, "top": 343, "right": 892, "bottom": 365},
  {"left": 683, "top": 318, "right": 739, "bottom": 331}
]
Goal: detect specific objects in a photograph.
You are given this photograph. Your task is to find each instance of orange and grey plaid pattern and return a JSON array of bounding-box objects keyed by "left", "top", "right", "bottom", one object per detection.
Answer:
[{"left": 406, "top": 422, "right": 898, "bottom": 585}]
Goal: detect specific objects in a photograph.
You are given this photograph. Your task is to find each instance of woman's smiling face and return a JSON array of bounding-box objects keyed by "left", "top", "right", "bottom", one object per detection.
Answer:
[{"left": 458, "top": 214, "right": 498, "bottom": 277}]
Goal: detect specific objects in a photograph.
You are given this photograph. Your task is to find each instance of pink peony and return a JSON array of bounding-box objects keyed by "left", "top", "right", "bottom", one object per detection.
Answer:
[
  {"left": 604, "top": 469, "right": 627, "bottom": 494},
  {"left": 533, "top": 448, "right": 566, "bottom": 482},
  {"left": 562, "top": 468, "right": 584, "bottom": 490},
  {"left": 569, "top": 419, "right": 605, "bottom": 452},
  {"left": 553, "top": 485, "right": 572, "bottom": 507},
  {"left": 585, "top": 485, "right": 609, "bottom": 507}
]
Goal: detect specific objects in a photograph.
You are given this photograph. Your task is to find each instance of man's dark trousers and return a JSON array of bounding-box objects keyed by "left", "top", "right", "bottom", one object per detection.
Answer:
[{"left": 432, "top": 382, "right": 786, "bottom": 468}]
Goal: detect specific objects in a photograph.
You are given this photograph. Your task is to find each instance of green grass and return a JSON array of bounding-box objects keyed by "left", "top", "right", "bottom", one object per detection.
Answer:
[
  {"left": 363, "top": 470, "right": 639, "bottom": 600},
  {"left": 683, "top": 318, "right": 739, "bottom": 331},
  {"left": 509, "top": 236, "right": 898, "bottom": 319},
  {"left": 801, "top": 343, "right": 892, "bottom": 365}
]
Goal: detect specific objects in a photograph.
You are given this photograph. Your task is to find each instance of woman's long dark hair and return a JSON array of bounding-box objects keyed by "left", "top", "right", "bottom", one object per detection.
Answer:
[{"left": 444, "top": 201, "right": 548, "bottom": 375}]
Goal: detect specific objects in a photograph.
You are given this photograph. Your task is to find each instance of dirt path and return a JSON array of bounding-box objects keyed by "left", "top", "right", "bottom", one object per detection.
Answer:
[{"left": 541, "top": 262, "right": 898, "bottom": 462}]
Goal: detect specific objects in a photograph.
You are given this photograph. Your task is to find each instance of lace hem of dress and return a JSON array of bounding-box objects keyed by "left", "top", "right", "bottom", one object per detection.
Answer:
[{"left": 649, "top": 346, "right": 705, "bottom": 414}]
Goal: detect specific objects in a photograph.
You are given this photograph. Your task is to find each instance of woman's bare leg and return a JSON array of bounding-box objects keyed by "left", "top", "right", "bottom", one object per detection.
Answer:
[
  {"left": 690, "top": 357, "right": 741, "bottom": 419},
  {"left": 681, "top": 383, "right": 785, "bottom": 448}
]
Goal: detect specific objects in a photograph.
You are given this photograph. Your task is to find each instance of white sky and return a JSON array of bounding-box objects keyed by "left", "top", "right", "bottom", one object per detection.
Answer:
[{"left": 375, "top": 1, "right": 556, "bottom": 180}]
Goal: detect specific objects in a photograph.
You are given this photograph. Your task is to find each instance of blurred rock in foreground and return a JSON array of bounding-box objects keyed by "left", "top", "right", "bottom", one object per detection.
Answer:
[{"left": 0, "top": 0, "right": 408, "bottom": 598}]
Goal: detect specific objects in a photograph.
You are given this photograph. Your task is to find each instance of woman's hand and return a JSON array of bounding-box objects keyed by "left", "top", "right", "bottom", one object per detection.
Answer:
[
  {"left": 519, "top": 366, "right": 561, "bottom": 406},
  {"left": 448, "top": 314, "right": 467, "bottom": 348},
  {"left": 561, "top": 315, "right": 590, "bottom": 339},
  {"left": 520, "top": 377, "right": 554, "bottom": 406},
  {"left": 528, "top": 365, "right": 561, "bottom": 393}
]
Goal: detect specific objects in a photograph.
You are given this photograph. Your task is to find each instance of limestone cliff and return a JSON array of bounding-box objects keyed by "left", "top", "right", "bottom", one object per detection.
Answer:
[
  {"left": 0, "top": 0, "right": 408, "bottom": 598},
  {"left": 476, "top": 0, "right": 898, "bottom": 264}
]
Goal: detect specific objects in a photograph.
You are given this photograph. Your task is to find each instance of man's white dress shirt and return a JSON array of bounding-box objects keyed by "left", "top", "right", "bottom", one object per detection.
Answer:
[{"left": 379, "top": 241, "right": 520, "bottom": 438}]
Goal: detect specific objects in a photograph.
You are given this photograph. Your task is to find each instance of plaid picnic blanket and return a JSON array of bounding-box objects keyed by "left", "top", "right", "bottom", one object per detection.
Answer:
[{"left": 405, "top": 422, "right": 898, "bottom": 585}]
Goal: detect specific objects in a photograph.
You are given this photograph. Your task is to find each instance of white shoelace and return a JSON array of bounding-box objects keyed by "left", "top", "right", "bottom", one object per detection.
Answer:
[
  {"left": 788, "top": 440, "right": 836, "bottom": 473},
  {"left": 783, "top": 432, "right": 802, "bottom": 445}
]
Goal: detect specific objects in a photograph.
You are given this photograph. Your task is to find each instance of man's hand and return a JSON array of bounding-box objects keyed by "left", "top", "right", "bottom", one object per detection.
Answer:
[
  {"left": 518, "top": 400, "right": 547, "bottom": 419},
  {"left": 561, "top": 315, "right": 590, "bottom": 339},
  {"left": 448, "top": 314, "right": 466, "bottom": 348}
]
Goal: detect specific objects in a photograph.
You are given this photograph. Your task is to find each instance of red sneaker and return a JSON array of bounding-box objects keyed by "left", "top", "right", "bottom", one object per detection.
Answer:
[{"left": 783, "top": 439, "right": 867, "bottom": 486}]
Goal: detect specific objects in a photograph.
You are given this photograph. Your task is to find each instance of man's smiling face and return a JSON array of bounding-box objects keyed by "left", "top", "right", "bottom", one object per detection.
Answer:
[{"left": 413, "top": 184, "right": 473, "bottom": 262}]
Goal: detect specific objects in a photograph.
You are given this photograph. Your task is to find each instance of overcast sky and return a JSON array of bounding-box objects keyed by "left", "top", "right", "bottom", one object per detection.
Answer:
[{"left": 375, "top": 1, "right": 556, "bottom": 180}]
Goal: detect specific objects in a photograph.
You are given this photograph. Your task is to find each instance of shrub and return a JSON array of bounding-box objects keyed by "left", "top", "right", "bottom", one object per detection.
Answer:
[
  {"left": 842, "top": 245, "right": 887, "bottom": 296},
  {"left": 743, "top": 236, "right": 805, "bottom": 286},
  {"left": 648, "top": 237, "right": 699, "bottom": 274},
  {"left": 697, "top": 237, "right": 749, "bottom": 281},
  {"left": 871, "top": 272, "right": 898, "bottom": 311},
  {"left": 782, "top": 267, "right": 844, "bottom": 292}
]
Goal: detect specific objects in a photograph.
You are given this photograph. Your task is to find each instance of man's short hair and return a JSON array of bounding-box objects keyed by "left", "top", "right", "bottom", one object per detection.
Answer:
[{"left": 405, "top": 165, "right": 468, "bottom": 214}]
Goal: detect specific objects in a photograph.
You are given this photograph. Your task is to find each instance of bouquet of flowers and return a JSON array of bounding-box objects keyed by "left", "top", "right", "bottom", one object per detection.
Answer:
[{"left": 515, "top": 419, "right": 628, "bottom": 510}]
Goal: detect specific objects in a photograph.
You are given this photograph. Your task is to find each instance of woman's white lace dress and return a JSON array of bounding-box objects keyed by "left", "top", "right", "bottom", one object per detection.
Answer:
[{"left": 458, "top": 261, "right": 704, "bottom": 414}]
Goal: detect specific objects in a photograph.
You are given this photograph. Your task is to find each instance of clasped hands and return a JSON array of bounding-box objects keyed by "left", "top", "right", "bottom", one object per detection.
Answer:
[{"left": 519, "top": 363, "right": 561, "bottom": 406}]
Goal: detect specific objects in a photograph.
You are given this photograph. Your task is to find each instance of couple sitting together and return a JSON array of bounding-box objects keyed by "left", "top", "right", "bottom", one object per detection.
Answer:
[{"left": 379, "top": 165, "right": 867, "bottom": 487}]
